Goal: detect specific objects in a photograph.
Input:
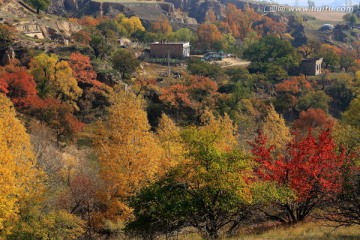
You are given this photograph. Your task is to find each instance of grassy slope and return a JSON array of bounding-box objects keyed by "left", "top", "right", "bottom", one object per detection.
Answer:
[
  {"left": 234, "top": 221, "right": 360, "bottom": 240},
  {"left": 175, "top": 221, "right": 360, "bottom": 240}
]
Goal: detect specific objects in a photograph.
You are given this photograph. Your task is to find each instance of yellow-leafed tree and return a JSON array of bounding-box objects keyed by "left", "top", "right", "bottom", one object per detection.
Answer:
[
  {"left": 261, "top": 104, "right": 291, "bottom": 153},
  {"left": 94, "top": 90, "right": 162, "bottom": 221},
  {"left": 29, "top": 53, "right": 82, "bottom": 106},
  {"left": 0, "top": 95, "right": 44, "bottom": 236},
  {"left": 121, "top": 16, "right": 145, "bottom": 35},
  {"left": 156, "top": 113, "right": 186, "bottom": 171}
]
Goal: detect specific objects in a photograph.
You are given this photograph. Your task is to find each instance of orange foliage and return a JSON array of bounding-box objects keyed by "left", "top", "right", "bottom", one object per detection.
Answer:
[
  {"left": 197, "top": 23, "right": 222, "bottom": 49},
  {"left": 256, "top": 16, "right": 286, "bottom": 37},
  {"left": 205, "top": 9, "right": 217, "bottom": 22},
  {"left": 151, "top": 16, "right": 172, "bottom": 34},
  {"left": 223, "top": 4, "right": 284, "bottom": 40},
  {"left": 292, "top": 108, "right": 335, "bottom": 133},
  {"left": 275, "top": 76, "right": 312, "bottom": 94},
  {"left": 71, "top": 30, "right": 91, "bottom": 45},
  {"left": 30, "top": 98, "right": 85, "bottom": 141},
  {"left": 160, "top": 76, "right": 218, "bottom": 114},
  {"left": 275, "top": 76, "right": 312, "bottom": 109},
  {"left": 69, "top": 53, "right": 97, "bottom": 84},
  {"left": 76, "top": 16, "right": 102, "bottom": 27},
  {"left": 321, "top": 44, "right": 343, "bottom": 56}
]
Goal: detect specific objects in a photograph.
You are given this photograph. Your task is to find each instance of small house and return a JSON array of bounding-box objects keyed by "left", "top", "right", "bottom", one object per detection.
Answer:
[
  {"left": 299, "top": 57, "right": 323, "bottom": 76},
  {"left": 150, "top": 41, "right": 190, "bottom": 59}
]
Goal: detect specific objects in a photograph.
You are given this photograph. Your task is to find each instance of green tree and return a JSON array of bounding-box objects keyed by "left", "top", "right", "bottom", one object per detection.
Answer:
[
  {"left": 171, "top": 28, "right": 194, "bottom": 42},
  {"left": 243, "top": 35, "right": 300, "bottom": 74},
  {"left": 111, "top": 49, "right": 140, "bottom": 79},
  {"left": 342, "top": 95, "right": 360, "bottom": 129},
  {"left": 187, "top": 59, "right": 224, "bottom": 80},
  {"left": 344, "top": 14, "right": 358, "bottom": 29},
  {"left": 90, "top": 31, "right": 112, "bottom": 59},
  {"left": 24, "top": 0, "right": 50, "bottom": 12},
  {"left": 297, "top": 90, "right": 330, "bottom": 112}
]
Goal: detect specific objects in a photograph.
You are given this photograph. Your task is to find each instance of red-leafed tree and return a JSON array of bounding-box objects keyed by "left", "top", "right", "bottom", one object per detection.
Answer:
[
  {"left": 68, "top": 53, "right": 113, "bottom": 122},
  {"left": 249, "top": 129, "right": 345, "bottom": 223},
  {"left": 0, "top": 60, "right": 40, "bottom": 109},
  {"left": 68, "top": 53, "right": 99, "bottom": 88}
]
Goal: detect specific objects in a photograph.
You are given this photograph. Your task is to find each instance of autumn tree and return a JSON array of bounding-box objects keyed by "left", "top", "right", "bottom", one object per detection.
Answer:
[
  {"left": 76, "top": 16, "right": 102, "bottom": 27},
  {"left": 292, "top": 108, "right": 335, "bottom": 134},
  {"left": 116, "top": 15, "right": 145, "bottom": 36},
  {"left": 29, "top": 53, "right": 82, "bottom": 107},
  {"left": 320, "top": 44, "right": 342, "bottom": 70},
  {"left": 0, "top": 95, "right": 44, "bottom": 236},
  {"left": 151, "top": 16, "right": 172, "bottom": 34},
  {"left": 298, "top": 44, "right": 315, "bottom": 58},
  {"left": 257, "top": 16, "right": 286, "bottom": 37},
  {"left": 250, "top": 129, "right": 345, "bottom": 224},
  {"left": 94, "top": 90, "right": 163, "bottom": 223},
  {"left": 224, "top": 3, "right": 261, "bottom": 40},
  {"left": 68, "top": 52, "right": 99, "bottom": 88},
  {"left": 156, "top": 113, "right": 186, "bottom": 171},
  {"left": 205, "top": 9, "right": 217, "bottom": 22},
  {"left": 0, "top": 60, "right": 39, "bottom": 109},
  {"left": 68, "top": 52, "right": 113, "bottom": 121},
  {"left": 0, "top": 24, "right": 13, "bottom": 51},
  {"left": 71, "top": 30, "right": 91, "bottom": 46},
  {"left": 160, "top": 75, "right": 219, "bottom": 121},
  {"left": 261, "top": 104, "right": 291, "bottom": 152},
  {"left": 127, "top": 112, "right": 289, "bottom": 238},
  {"left": 274, "top": 75, "right": 312, "bottom": 119},
  {"left": 196, "top": 23, "right": 222, "bottom": 50},
  {"left": 340, "top": 49, "right": 356, "bottom": 72},
  {"left": 30, "top": 98, "right": 84, "bottom": 142}
]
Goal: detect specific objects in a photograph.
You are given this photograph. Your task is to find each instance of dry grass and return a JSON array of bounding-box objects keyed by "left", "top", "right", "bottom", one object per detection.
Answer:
[
  {"left": 302, "top": 12, "right": 346, "bottom": 23},
  {"left": 172, "top": 222, "right": 360, "bottom": 240},
  {"left": 234, "top": 221, "right": 360, "bottom": 240}
]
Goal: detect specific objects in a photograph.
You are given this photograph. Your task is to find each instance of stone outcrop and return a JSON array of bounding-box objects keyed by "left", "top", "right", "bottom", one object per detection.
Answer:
[
  {"left": 333, "top": 24, "right": 350, "bottom": 43},
  {"left": 1, "top": 46, "right": 15, "bottom": 65}
]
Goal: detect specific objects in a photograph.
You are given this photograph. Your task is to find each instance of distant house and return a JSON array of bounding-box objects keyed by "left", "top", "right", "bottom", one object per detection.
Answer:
[
  {"left": 150, "top": 41, "right": 190, "bottom": 58},
  {"left": 299, "top": 57, "right": 323, "bottom": 76}
]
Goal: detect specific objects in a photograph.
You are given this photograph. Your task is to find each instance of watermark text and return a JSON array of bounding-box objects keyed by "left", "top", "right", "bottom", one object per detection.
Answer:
[{"left": 263, "top": 5, "right": 353, "bottom": 13}]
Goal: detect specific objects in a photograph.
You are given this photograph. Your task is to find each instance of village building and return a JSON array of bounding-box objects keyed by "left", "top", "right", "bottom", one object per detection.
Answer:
[
  {"left": 299, "top": 57, "right": 323, "bottom": 76},
  {"left": 150, "top": 41, "right": 190, "bottom": 58}
]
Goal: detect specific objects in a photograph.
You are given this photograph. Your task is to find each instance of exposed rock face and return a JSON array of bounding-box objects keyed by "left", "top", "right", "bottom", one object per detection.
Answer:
[
  {"left": 287, "top": 15, "right": 307, "bottom": 47},
  {"left": 333, "top": 24, "right": 350, "bottom": 43},
  {"left": 50, "top": 0, "right": 92, "bottom": 16},
  {"left": 1, "top": 46, "right": 15, "bottom": 65},
  {"left": 190, "top": 0, "right": 223, "bottom": 23}
]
